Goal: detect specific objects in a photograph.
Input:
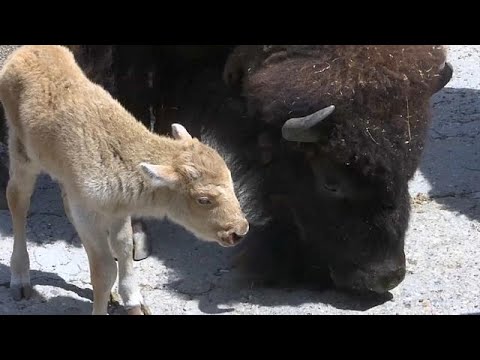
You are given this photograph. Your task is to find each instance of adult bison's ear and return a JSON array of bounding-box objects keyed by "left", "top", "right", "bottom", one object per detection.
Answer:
[
  {"left": 223, "top": 46, "right": 250, "bottom": 91},
  {"left": 430, "top": 62, "right": 453, "bottom": 95},
  {"left": 223, "top": 46, "right": 264, "bottom": 91},
  {"left": 281, "top": 105, "right": 336, "bottom": 143}
]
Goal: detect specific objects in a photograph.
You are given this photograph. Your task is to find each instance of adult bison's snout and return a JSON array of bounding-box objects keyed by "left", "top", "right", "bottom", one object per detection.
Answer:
[
  {"left": 367, "top": 262, "right": 406, "bottom": 293},
  {"left": 330, "top": 256, "right": 406, "bottom": 295}
]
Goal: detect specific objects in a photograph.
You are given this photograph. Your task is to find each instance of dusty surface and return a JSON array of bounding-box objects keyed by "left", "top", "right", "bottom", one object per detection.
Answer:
[{"left": 0, "top": 45, "right": 478, "bottom": 315}]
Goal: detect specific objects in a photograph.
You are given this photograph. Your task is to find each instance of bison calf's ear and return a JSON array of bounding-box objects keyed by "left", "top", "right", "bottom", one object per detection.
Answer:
[
  {"left": 171, "top": 123, "right": 193, "bottom": 141},
  {"left": 139, "top": 163, "right": 179, "bottom": 189}
]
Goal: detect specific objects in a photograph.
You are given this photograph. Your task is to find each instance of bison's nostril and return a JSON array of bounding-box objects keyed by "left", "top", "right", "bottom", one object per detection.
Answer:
[
  {"left": 232, "top": 233, "right": 244, "bottom": 242},
  {"left": 220, "top": 221, "right": 249, "bottom": 246},
  {"left": 230, "top": 230, "right": 247, "bottom": 243},
  {"left": 374, "top": 268, "right": 406, "bottom": 293},
  {"left": 220, "top": 231, "right": 245, "bottom": 246}
]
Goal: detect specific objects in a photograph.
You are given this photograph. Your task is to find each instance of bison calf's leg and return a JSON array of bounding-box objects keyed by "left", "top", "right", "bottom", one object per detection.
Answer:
[
  {"left": 109, "top": 217, "right": 151, "bottom": 315},
  {"left": 7, "top": 153, "right": 38, "bottom": 301},
  {"left": 68, "top": 201, "right": 117, "bottom": 315}
]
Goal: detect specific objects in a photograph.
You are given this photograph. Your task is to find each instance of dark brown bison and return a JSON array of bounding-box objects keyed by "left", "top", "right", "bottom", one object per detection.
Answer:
[
  {"left": 220, "top": 45, "right": 453, "bottom": 293},
  {"left": 9, "top": 45, "right": 452, "bottom": 295}
]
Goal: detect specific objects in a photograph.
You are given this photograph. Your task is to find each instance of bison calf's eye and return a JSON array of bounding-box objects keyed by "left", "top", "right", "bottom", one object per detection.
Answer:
[{"left": 197, "top": 197, "right": 212, "bottom": 205}]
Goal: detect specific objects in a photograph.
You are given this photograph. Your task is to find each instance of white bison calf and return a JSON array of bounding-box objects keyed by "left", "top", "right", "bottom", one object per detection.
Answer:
[{"left": 0, "top": 45, "right": 249, "bottom": 315}]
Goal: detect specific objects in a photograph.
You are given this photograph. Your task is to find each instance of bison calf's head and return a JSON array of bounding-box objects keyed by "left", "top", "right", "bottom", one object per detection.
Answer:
[{"left": 140, "top": 124, "right": 249, "bottom": 247}]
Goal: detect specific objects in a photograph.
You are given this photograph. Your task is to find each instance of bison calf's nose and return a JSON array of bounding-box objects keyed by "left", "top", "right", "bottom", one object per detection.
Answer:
[{"left": 221, "top": 220, "right": 249, "bottom": 247}]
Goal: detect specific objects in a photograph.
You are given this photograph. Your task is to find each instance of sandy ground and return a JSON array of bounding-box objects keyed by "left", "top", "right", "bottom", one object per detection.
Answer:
[{"left": 0, "top": 45, "right": 478, "bottom": 315}]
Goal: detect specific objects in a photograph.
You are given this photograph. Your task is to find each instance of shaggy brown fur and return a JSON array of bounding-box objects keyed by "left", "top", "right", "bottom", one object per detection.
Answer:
[
  {"left": 221, "top": 45, "right": 451, "bottom": 291},
  {"left": 225, "top": 45, "right": 448, "bottom": 188}
]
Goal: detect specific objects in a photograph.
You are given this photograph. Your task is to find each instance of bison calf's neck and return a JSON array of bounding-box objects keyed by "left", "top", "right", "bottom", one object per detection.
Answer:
[{"left": 0, "top": 45, "right": 248, "bottom": 315}]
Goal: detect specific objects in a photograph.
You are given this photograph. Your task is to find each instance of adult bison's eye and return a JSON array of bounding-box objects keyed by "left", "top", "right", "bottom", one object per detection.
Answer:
[
  {"left": 323, "top": 176, "right": 341, "bottom": 193},
  {"left": 382, "top": 202, "right": 396, "bottom": 210},
  {"left": 324, "top": 183, "right": 339, "bottom": 193},
  {"left": 197, "top": 197, "right": 212, "bottom": 206}
]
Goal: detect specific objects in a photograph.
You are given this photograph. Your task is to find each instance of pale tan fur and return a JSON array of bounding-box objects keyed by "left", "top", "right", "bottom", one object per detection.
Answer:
[{"left": 0, "top": 45, "right": 249, "bottom": 315}]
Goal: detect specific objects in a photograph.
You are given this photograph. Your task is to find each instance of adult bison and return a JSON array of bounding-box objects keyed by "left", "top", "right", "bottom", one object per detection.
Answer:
[
  {"left": 219, "top": 45, "right": 453, "bottom": 293},
  {"left": 11, "top": 45, "right": 452, "bottom": 295}
]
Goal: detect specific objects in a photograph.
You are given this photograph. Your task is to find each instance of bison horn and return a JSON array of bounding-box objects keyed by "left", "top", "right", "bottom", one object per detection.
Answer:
[{"left": 282, "top": 105, "right": 335, "bottom": 142}]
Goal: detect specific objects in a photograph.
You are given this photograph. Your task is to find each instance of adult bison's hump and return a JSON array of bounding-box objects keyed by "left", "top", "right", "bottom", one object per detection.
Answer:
[
  {"left": 238, "top": 45, "right": 448, "bottom": 182},
  {"left": 242, "top": 45, "right": 447, "bottom": 125}
]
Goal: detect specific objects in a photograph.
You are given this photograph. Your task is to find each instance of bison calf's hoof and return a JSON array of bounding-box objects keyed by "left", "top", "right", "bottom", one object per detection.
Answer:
[
  {"left": 10, "top": 284, "right": 33, "bottom": 301},
  {"left": 141, "top": 304, "right": 152, "bottom": 315},
  {"left": 109, "top": 291, "right": 122, "bottom": 306},
  {"left": 127, "top": 304, "right": 152, "bottom": 315}
]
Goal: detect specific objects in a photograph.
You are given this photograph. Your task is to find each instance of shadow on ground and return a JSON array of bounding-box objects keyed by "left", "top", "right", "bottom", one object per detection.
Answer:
[
  {"left": 417, "top": 87, "right": 480, "bottom": 222},
  {"left": 0, "top": 263, "right": 130, "bottom": 315},
  {"left": 141, "top": 218, "right": 394, "bottom": 314},
  {"left": 0, "top": 173, "right": 81, "bottom": 248},
  {"left": 0, "top": 263, "right": 92, "bottom": 315}
]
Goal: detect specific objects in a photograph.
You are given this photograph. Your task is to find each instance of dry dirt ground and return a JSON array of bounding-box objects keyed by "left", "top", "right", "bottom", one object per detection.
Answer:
[{"left": 0, "top": 45, "right": 478, "bottom": 315}]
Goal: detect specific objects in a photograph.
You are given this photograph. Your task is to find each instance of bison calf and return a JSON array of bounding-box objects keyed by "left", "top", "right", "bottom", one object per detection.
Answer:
[{"left": 0, "top": 45, "right": 248, "bottom": 315}]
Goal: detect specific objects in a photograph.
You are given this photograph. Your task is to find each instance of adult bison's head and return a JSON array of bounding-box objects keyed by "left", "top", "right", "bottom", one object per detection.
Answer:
[
  {"left": 225, "top": 45, "right": 452, "bottom": 294},
  {"left": 278, "top": 61, "right": 452, "bottom": 294},
  {"left": 280, "top": 105, "right": 409, "bottom": 294}
]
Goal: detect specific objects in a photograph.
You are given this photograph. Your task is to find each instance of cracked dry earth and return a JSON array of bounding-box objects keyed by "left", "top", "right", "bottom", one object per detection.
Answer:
[{"left": 0, "top": 45, "right": 479, "bottom": 315}]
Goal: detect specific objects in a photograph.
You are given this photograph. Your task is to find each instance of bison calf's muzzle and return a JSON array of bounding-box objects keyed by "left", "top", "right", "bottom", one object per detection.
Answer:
[{"left": 218, "top": 220, "right": 249, "bottom": 247}]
